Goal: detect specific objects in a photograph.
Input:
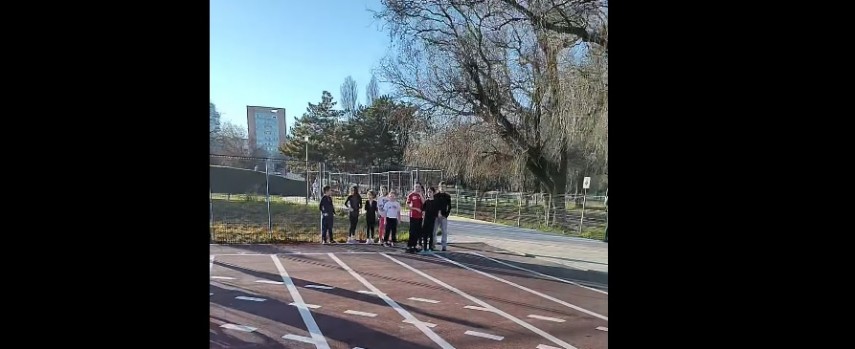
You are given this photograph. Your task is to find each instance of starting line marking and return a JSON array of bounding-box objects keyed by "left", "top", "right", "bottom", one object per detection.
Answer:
[
  {"left": 305, "top": 284, "right": 335, "bottom": 290},
  {"left": 403, "top": 319, "right": 437, "bottom": 328},
  {"left": 210, "top": 276, "right": 235, "bottom": 280},
  {"left": 235, "top": 296, "right": 266, "bottom": 302},
  {"left": 528, "top": 314, "right": 566, "bottom": 322},
  {"left": 255, "top": 279, "right": 284, "bottom": 285},
  {"left": 344, "top": 310, "right": 378, "bottom": 318},
  {"left": 289, "top": 302, "right": 321, "bottom": 309},
  {"left": 537, "top": 345, "right": 562, "bottom": 349},
  {"left": 358, "top": 290, "right": 377, "bottom": 295},
  {"left": 220, "top": 324, "right": 257, "bottom": 332},
  {"left": 464, "top": 330, "right": 504, "bottom": 341},
  {"left": 282, "top": 334, "right": 316, "bottom": 344},
  {"left": 464, "top": 305, "right": 492, "bottom": 312},
  {"left": 408, "top": 297, "right": 440, "bottom": 304},
  {"left": 596, "top": 326, "right": 608, "bottom": 332}
]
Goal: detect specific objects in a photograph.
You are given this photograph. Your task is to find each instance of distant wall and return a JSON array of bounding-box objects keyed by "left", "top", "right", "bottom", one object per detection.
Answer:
[{"left": 210, "top": 165, "right": 308, "bottom": 196}]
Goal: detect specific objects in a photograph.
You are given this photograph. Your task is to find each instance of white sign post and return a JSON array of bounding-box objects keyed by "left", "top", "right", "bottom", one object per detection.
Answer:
[{"left": 579, "top": 177, "right": 591, "bottom": 233}]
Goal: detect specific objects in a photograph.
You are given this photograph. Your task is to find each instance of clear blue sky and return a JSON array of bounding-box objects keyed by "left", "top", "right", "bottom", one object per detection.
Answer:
[{"left": 210, "top": 0, "right": 392, "bottom": 131}]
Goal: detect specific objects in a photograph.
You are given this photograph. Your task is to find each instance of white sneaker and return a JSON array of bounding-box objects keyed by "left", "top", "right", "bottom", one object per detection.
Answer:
[{"left": 365, "top": 239, "right": 372, "bottom": 244}]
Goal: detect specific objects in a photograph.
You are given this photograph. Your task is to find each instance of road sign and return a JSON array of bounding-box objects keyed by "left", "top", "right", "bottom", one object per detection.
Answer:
[{"left": 582, "top": 176, "right": 591, "bottom": 189}]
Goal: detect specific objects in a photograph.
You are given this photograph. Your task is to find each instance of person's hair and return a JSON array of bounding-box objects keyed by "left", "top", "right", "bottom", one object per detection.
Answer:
[
  {"left": 380, "top": 185, "right": 387, "bottom": 190},
  {"left": 368, "top": 190, "right": 376, "bottom": 198},
  {"left": 323, "top": 185, "right": 331, "bottom": 192},
  {"left": 428, "top": 187, "right": 436, "bottom": 194},
  {"left": 351, "top": 186, "right": 359, "bottom": 194},
  {"left": 438, "top": 181, "right": 445, "bottom": 186},
  {"left": 389, "top": 190, "right": 397, "bottom": 196}
]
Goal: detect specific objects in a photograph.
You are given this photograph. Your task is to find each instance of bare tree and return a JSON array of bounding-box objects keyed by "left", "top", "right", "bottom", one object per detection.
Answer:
[
  {"left": 366, "top": 74, "right": 380, "bottom": 106},
  {"left": 340, "top": 76, "right": 359, "bottom": 119},
  {"left": 376, "top": 0, "right": 608, "bottom": 209}
]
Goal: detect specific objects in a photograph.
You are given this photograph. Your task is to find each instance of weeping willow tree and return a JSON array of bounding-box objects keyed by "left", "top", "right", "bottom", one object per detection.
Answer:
[{"left": 377, "top": 0, "right": 607, "bottom": 216}]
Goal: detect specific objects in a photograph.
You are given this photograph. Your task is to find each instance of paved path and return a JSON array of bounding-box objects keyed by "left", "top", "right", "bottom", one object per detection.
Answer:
[{"left": 210, "top": 247, "right": 608, "bottom": 349}]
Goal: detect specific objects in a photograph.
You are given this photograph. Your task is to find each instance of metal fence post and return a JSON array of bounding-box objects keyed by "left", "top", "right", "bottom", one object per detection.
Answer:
[
  {"left": 265, "top": 158, "right": 272, "bottom": 239},
  {"left": 473, "top": 189, "right": 478, "bottom": 220},
  {"left": 517, "top": 192, "right": 522, "bottom": 227},
  {"left": 579, "top": 189, "right": 588, "bottom": 234},
  {"left": 455, "top": 184, "right": 459, "bottom": 216},
  {"left": 493, "top": 192, "right": 498, "bottom": 222},
  {"left": 210, "top": 186, "right": 214, "bottom": 242}
]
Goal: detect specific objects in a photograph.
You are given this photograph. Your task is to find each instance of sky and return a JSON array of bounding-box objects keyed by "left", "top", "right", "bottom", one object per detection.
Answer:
[{"left": 210, "top": 0, "right": 392, "bottom": 132}]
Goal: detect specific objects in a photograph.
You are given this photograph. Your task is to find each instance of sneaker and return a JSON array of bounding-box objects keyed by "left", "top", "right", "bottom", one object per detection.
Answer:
[
  {"left": 390, "top": 242, "right": 395, "bottom": 247},
  {"left": 365, "top": 239, "right": 372, "bottom": 244},
  {"left": 441, "top": 247, "right": 447, "bottom": 251},
  {"left": 321, "top": 241, "right": 327, "bottom": 245}
]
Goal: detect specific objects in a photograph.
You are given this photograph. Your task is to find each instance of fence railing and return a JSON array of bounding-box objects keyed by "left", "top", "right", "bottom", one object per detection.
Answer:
[{"left": 210, "top": 154, "right": 607, "bottom": 243}]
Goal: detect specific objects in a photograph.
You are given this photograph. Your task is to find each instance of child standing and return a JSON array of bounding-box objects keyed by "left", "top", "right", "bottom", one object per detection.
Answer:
[
  {"left": 319, "top": 185, "right": 335, "bottom": 244},
  {"left": 377, "top": 185, "right": 389, "bottom": 243},
  {"left": 406, "top": 183, "right": 425, "bottom": 253},
  {"left": 345, "top": 186, "right": 362, "bottom": 243},
  {"left": 419, "top": 187, "right": 440, "bottom": 254},
  {"left": 364, "top": 190, "right": 378, "bottom": 244},
  {"left": 382, "top": 190, "right": 402, "bottom": 247}
]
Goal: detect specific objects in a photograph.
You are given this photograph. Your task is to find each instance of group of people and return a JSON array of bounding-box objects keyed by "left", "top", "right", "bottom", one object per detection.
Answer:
[{"left": 318, "top": 181, "right": 452, "bottom": 253}]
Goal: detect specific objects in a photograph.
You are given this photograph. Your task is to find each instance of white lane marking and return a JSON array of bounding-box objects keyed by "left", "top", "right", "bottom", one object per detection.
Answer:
[
  {"left": 353, "top": 347, "right": 366, "bottom": 349},
  {"left": 282, "top": 334, "right": 316, "bottom": 344},
  {"left": 469, "top": 252, "right": 608, "bottom": 295},
  {"left": 464, "top": 305, "right": 492, "bottom": 312},
  {"left": 271, "top": 255, "right": 330, "bottom": 349},
  {"left": 210, "top": 255, "right": 215, "bottom": 275},
  {"left": 211, "top": 252, "right": 381, "bottom": 256},
  {"left": 344, "top": 310, "right": 378, "bottom": 318},
  {"left": 434, "top": 254, "right": 608, "bottom": 321},
  {"left": 209, "top": 293, "right": 213, "bottom": 296},
  {"left": 382, "top": 253, "right": 576, "bottom": 349},
  {"left": 235, "top": 296, "right": 266, "bottom": 302},
  {"left": 528, "top": 314, "right": 565, "bottom": 322},
  {"left": 305, "top": 284, "right": 335, "bottom": 290},
  {"left": 403, "top": 319, "right": 437, "bottom": 328},
  {"left": 596, "top": 326, "right": 608, "bottom": 332},
  {"left": 358, "top": 290, "right": 376, "bottom": 295},
  {"left": 220, "top": 324, "right": 257, "bottom": 332},
  {"left": 464, "top": 330, "right": 504, "bottom": 341},
  {"left": 211, "top": 276, "right": 235, "bottom": 280},
  {"left": 537, "top": 345, "right": 562, "bottom": 349},
  {"left": 289, "top": 302, "right": 321, "bottom": 309},
  {"left": 408, "top": 297, "right": 440, "bottom": 304},
  {"left": 327, "top": 253, "right": 455, "bottom": 349},
  {"left": 255, "top": 279, "right": 284, "bottom": 285}
]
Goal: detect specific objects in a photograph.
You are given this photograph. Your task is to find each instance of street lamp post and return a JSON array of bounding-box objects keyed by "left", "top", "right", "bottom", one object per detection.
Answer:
[{"left": 305, "top": 135, "right": 309, "bottom": 205}]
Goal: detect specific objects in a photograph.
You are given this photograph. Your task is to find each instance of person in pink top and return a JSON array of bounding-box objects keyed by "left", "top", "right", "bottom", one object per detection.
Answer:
[{"left": 406, "top": 182, "right": 425, "bottom": 253}]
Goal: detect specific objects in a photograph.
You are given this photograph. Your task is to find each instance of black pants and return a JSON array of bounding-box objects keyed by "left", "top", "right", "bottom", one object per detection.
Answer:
[
  {"left": 348, "top": 212, "right": 359, "bottom": 237},
  {"left": 421, "top": 220, "right": 435, "bottom": 250},
  {"left": 321, "top": 216, "right": 334, "bottom": 242},
  {"left": 366, "top": 217, "right": 376, "bottom": 239},
  {"left": 384, "top": 218, "right": 398, "bottom": 242},
  {"left": 408, "top": 218, "right": 423, "bottom": 248}
]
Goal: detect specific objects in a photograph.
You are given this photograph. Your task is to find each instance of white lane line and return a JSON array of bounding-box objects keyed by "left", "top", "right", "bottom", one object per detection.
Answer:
[
  {"left": 537, "top": 345, "right": 562, "bottom": 349},
  {"left": 464, "top": 305, "right": 492, "bottom": 312},
  {"left": 211, "top": 276, "right": 235, "bottom": 280},
  {"left": 271, "top": 254, "right": 330, "bottom": 349},
  {"left": 434, "top": 254, "right": 608, "bottom": 322},
  {"left": 408, "top": 297, "right": 440, "bottom": 304},
  {"left": 469, "top": 252, "right": 608, "bottom": 295},
  {"left": 282, "top": 334, "right": 316, "bottom": 344},
  {"left": 344, "top": 310, "right": 378, "bottom": 318},
  {"left": 354, "top": 347, "right": 366, "bottom": 349},
  {"left": 220, "top": 324, "right": 257, "bottom": 332},
  {"left": 528, "top": 314, "right": 565, "bottom": 322},
  {"left": 235, "top": 296, "right": 266, "bottom": 302},
  {"left": 327, "top": 253, "right": 454, "bottom": 349},
  {"left": 211, "top": 252, "right": 381, "bottom": 256},
  {"left": 305, "top": 284, "right": 335, "bottom": 290},
  {"left": 210, "top": 255, "right": 215, "bottom": 275},
  {"left": 255, "top": 279, "right": 284, "bottom": 285},
  {"left": 464, "top": 330, "right": 504, "bottom": 341},
  {"left": 382, "top": 253, "right": 576, "bottom": 349},
  {"left": 596, "top": 326, "right": 608, "bottom": 332},
  {"left": 358, "top": 290, "right": 377, "bottom": 295},
  {"left": 403, "top": 319, "right": 437, "bottom": 328},
  {"left": 289, "top": 302, "right": 321, "bottom": 309}
]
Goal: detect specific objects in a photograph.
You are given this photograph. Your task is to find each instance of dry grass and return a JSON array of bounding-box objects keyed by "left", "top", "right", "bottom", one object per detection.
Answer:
[{"left": 210, "top": 198, "right": 409, "bottom": 244}]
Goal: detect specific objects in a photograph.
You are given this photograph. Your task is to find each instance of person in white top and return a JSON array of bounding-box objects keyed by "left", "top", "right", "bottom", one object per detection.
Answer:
[
  {"left": 377, "top": 185, "right": 390, "bottom": 243},
  {"left": 381, "top": 190, "right": 402, "bottom": 247}
]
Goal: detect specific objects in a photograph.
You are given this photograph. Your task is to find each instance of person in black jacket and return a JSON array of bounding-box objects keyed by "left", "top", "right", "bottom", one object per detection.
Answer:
[
  {"left": 345, "top": 186, "right": 363, "bottom": 243},
  {"left": 432, "top": 182, "right": 452, "bottom": 251},
  {"left": 419, "top": 187, "right": 441, "bottom": 254},
  {"left": 319, "top": 185, "right": 335, "bottom": 244},
  {"left": 364, "top": 190, "right": 378, "bottom": 244}
]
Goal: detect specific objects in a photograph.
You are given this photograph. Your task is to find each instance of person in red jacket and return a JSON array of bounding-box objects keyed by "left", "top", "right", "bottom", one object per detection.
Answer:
[{"left": 406, "top": 182, "right": 425, "bottom": 253}]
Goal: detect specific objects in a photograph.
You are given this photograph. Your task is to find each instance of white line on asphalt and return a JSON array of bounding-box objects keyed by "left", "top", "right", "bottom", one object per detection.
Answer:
[
  {"left": 305, "top": 284, "right": 335, "bottom": 290},
  {"left": 271, "top": 254, "right": 330, "bottom": 349},
  {"left": 344, "top": 310, "right": 377, "bottom": 318},
  {"left": 468, "top": 252, "right": 608, "bottom": 295},
  {"left": 464, "top": 330, "right": 504, "bottom": 341},
  {"left": 282, "top": 334, "right": 317, "bottom": 344},
  {"left": 220, "top": 324, "right": 257, "bottom": 332},
  {"left": 328, "top": 253, "right": 455, "bottom": 349},
  {"left": 537, "top": 345, "right": 562, "bottom": 349},
  {"left": 434, "top": 254, "right": 608, "bottom": 321},
  {"left": 210, "top": 255, "right": 215, "bottom": 275},
  {"left": 382, "top": 253, "right": 577, "bottom": 349},
  {"left": 210, "top": 276, "right": 235, "bottom": 280},
  {"left": 464, "top": 305, "right": 492, "bottom": 312},
  {"left": 235, "top": 296, "right": 266, "bottom": 302},
  {"left": 288, "top": 302, "right": 321, "bottom": 309},
  {"left": 403, "top": 319, "right": 437, "bottom": 328},
  {"left": 527, "top": 314, "right": 565, "bottom": 322},
  {"left": 596, "top": 326, "right": 608, "bottom": 332},
  {"left": 408, "top": 297, "right": 440, "bottom": 304},
  {"left": 255, "top": 279, "right": 284, "bottom": 285}
]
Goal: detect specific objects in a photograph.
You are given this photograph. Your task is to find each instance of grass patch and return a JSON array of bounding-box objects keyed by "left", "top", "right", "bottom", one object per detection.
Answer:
[{"left": 211, "top": 198, "right": 409, "bottom": 244}]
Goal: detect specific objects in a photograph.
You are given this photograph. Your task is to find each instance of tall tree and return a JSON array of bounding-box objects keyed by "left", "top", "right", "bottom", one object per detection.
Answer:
[
  {"left": 279, "top": 91, "right": 347, "bottom": 166},
  {"left": 376, "top": 0, "right": 608, "bottom": 208},
  {"left": 340, "top": 76, "right": 359, "bottom": 119},
  {"left": 209, "top": 102, "right": 221, "bottom": 134},
  {"left": 365, "top": 74, "right": 380, "bottom": 106}
]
